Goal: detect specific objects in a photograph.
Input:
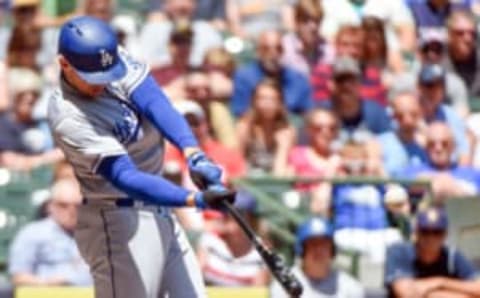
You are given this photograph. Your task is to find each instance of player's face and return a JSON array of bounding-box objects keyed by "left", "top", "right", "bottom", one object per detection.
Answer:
[{"left": 59, "top": 56, "right": 106, "bottom": 98}]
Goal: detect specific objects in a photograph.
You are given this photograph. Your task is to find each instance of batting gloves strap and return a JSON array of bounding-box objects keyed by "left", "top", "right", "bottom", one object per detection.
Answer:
[{"left": 187, "top": 151, "right": 222, "bottom": 190}]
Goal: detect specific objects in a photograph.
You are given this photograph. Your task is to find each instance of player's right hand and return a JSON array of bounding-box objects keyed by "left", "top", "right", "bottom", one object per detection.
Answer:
[{"left": 194, "top": 186, "right": 236, "bottom": 209}]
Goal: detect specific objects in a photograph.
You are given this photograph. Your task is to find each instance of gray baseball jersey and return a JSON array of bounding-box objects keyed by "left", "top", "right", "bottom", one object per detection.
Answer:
[{"left": 48, "top": 49, "right": 164, "bottom": 200}]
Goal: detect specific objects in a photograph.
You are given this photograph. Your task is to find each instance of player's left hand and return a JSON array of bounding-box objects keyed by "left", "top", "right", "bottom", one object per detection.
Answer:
[
  {"left": 187, "top": 151, "right": 222, "bottom": 190},
  {"left": 194, "top": 185, "right": 236, "bottom": 209}
]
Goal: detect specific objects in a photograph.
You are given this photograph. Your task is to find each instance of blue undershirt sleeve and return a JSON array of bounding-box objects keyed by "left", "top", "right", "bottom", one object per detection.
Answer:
[
  {"left": 130, "top": 75, "right": 198, "bottom": 149},
  {"left": 96, "top": 154, "right": 190, "bottom": 206}
]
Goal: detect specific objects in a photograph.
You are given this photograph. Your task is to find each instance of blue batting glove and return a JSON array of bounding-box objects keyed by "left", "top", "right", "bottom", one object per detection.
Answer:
[{"left": 187, "top": 151, "right": 222, "bottom": 190}]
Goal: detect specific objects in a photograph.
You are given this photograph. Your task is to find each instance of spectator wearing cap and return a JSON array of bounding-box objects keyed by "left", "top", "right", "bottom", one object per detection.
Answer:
[
  {"left": 8, "top": 179, "right": 92, "bottom": 286},
  {"left": 395, "top": 29, "right": 470, "bottom": 117},
  {"left": 230, "top": 30, "right": 312, "bottom": 117},
  {"left": 319, "top": 56, "right": 391, "bottom": 140},
  {"left": 444, "top": 10, "right": 480, "bottom": 98},
  {"left": 140, "top": 0, "right": 222, "bottom": 68},
  {"left": 398, "top": 122, "right": 480, "bottom": 201},
  {"left": 0, "top": 68, "right": 63, "bottom": 171},
  {"left": 408, "top": 0, "right": 469, "bottom": 33},
  {"left": 196, "top": 192, "right": 269, "bottom": 286},
  {"left": 311, "top": 24, "right": 387, "bottom": 106},
  {"left": 417, "top": 63, "right": 471, "bottom": 165},
  {"left": 378, "top": 92, "right": 428, "bottom": 176},
  {"left": 280, "top": 0, "right": 334, "bottom": 78},
  {"left": 385, "top": 207, "right": 480, "bottom": 298},
  {"left": 270, "top": 217, "right": 364, "bottom": 298}
]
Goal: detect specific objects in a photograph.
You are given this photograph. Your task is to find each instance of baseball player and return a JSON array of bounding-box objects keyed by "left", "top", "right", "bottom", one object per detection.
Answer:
[{"left": 47, "top": 16, "right": 235, "bottom": 298}]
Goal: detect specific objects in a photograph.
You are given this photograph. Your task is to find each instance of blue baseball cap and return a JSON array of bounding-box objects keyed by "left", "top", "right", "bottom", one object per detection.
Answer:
[
  {"left": 416, "top": 207, "right": 448, "bottom": 231},
  {"left": 58, "top": 16, "right": 127, "bottom": 85},
  {"left": 418, "top": 63, "right": 445, "bottom": 85},
  {"left": 295, "top": 217, "right": 333, "bottom": 255}
]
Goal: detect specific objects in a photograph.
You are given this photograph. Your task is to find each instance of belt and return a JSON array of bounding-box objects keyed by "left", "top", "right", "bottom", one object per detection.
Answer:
[{"left": 82, "top": 198, "right": 154, "bottom": 208}]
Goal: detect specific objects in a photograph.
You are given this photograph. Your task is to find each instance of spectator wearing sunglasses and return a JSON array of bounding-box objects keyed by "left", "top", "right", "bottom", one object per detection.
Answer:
[
  {"left": 398, "top": 122, "right": 480, "bottom": 200},
  {"left": 445, "top": 10, "right": 480, "bottom": 98},
  {"left": 385, "top": 207, "right": 480, "bottom": 298},
  {"left": 417, "top": 63, "right": 472, "bottom": 165}
]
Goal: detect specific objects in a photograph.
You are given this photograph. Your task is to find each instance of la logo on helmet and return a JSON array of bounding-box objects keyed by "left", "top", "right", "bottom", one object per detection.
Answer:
[{"left": 100, "top": 49, "right": 114, "bottom": 68}]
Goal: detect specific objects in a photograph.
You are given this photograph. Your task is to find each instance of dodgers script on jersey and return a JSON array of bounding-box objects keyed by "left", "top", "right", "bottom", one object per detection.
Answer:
[{"left": 48, "top": 49, "right": 165, "bottom": 200}]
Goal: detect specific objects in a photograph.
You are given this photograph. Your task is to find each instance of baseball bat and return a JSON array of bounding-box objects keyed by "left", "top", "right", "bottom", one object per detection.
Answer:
[{"left": 221, "top": 201, "right": 303, "bottom": 297}]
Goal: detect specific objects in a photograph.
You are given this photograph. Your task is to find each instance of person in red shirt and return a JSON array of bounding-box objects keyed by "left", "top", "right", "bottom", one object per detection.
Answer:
[
  {"left": 310, "top": 24, "right": 387, "bottom": 106},
  {"left": 165, "top": 100, "right": 246, "bottom": 189}
]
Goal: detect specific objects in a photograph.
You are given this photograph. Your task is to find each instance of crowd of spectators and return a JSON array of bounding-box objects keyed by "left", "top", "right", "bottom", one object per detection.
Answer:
[{"left": 0, "top": 0, "right": 480, "bottom": 296}]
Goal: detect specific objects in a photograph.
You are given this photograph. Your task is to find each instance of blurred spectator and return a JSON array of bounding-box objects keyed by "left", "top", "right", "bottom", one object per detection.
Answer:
[
  {"left": 231, "top": 30, "right": 312, "bottom": 117},
  {"left": 329, "top": 144, "right": 401, "bottom": 263},
  {"left": 203, "top": 48, "right": 236, "bottom": 102},
  {"left": 184, "top": 70, "right": 237, "bottom": 148},
  {"left": 140, "top": 0, "right": 222, "bottom": 68},
  {"left": 148, "top": 0, "right": 228, "bottom": 31},
  {"left": 53, "top": 160, "right": 76, "bottom": 182},
  {"left": 0, "top": 68, "right": 63, "bottom": 171},
  {"left": 417, "top": 63, "right": 471, "bottom": 164},
  {"left": 8, "top": 179, "right": 92, "bottom": 286},
  {"left": 196, "top": 193, "right": 269, "bottom": 286},
  {"left": 320, "top": 0, "right": 416, "bottom": 54},
  {"left": 319, "top": 56, "right": 391, "bottom": 139},
  {"left": 396, "top": 29, "right": 470, "bottom": 117},
  {"left": 82, "top": 0, "right": 114, "bottom": 22},
  {"left": 445, "top": 10, "right": 480, "bottom": 98},
  {"left": 236, "top": 79, "right": 296, "bottom": 175},
  {"left": 409, "top": 0, "right": 469, "bottom": 34},
  {"left": 378, "top": 92, "right": 428, "bottom": 176},
  {"left": 151, "top": 20, "right": 193, "bottom": 89},
  {"left": 167, "top": 100, "right": 246, "bottom": 186},
  {"left": 361, "top": 16, "right": 405, "bottom": 80},
  {"left": 283, "top": 109, "right": 343, "bottom": 178},
  {"left": 111, "top": 15, "right": 142, "bottom": 59},
  {"left": 385, "top": 207, "right": 480, "bottom": 297},
  {"left": 227, "top": 0, "right": 295, "bottom": 40},
  {"left": 311, "top": 25, "right": 387, "bottom": 106},
  {"left": 270, "top": 217, "right": 364, "bottom": 298},
  {"left": 398, "top": 122, "right": 480, "bottom": 201},
  {"left": 0, "top": 58, "right": 7, "bottom": 112},
  {"left": 5, "top": 0, "right": 57, "bottom": 71},
  {"left": 384, "top": 185, "right": 412, "bottom": 239},
  {"left": 281, "top": 0, "right": 334, "bottom": 78}
]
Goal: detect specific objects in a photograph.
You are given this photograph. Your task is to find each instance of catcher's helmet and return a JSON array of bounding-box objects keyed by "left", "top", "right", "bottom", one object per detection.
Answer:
[{"left": 58, "top": 16, "right": 126, "bottom": 84}]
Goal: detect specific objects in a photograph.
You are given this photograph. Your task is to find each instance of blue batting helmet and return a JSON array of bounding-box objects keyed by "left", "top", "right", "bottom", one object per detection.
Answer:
[
  {"left": 58, "top": 16, "right": 127, "bottom": 85},
  {"left": 295, "top": 217, "right": 333, "bottom": 256}
]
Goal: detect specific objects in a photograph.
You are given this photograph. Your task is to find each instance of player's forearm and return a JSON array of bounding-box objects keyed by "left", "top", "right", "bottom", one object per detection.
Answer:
[
  {"left": 131, "top": 75, "right": 198, "bottom": 150},
  {"left": 97, "top": 155, "right": 193, "bottom": 207}
]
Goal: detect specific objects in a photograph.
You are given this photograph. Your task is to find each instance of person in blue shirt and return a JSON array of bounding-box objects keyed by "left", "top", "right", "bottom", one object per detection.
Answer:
[
  {"left": 408, "top": 0, "right": 469, "bottom": 33},
  {"left": 230, "top": 30, "right": 312, "bottom": 117},
  {"left": 9, "top": 179, "right": 92, "bottom": 286},
  {"left": 417, "top": 63, "right": 471, "bottom": 165},
  {"left": 385, "top": 207, "right": 480, "bottom": 297},
  {"left": 379, "top": 92, "right": 428, "bottom": 176},
  {"left": 398, "top": 122, "right": 480, "bottom": 198}
]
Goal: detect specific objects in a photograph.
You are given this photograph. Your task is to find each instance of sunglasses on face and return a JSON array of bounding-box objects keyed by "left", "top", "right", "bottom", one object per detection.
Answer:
[
  {"left": 426, "top": 139, "right": 451, "bottom": 149},
  {"left": 422, "top": 43, "right": 444, "bottom": 54},
  {"left": 418, "top": 229, "right": 445, "bottom": 236},
  {"left": 452, "top": 28, "right": 476, "bottom": 37},
  {"left": 14, "top": 5, "right": 37, "bottom": 14},
  {"left": 309, "top": 123, "right": 337, "bottom": 134}
]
